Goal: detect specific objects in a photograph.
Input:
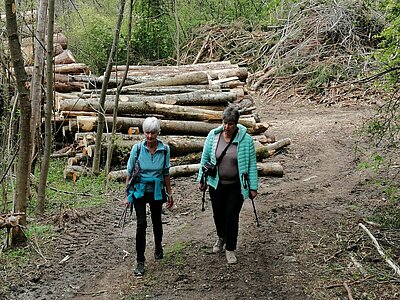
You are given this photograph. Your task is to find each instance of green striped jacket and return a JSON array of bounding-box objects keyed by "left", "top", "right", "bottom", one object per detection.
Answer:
[{"left": 197, "top": 123, "right": 258, "bottom": 199}]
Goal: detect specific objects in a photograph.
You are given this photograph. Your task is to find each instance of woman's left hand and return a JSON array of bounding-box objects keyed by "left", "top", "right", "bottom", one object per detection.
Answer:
[
  {"left": 166, "top": 195, "right": 174, "bottom": 209},
  {"left": 249, "top": 190, "right": 258, "bottom": 200}
]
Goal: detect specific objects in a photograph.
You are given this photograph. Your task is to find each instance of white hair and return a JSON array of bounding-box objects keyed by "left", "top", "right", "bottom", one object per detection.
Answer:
[{"left": 142, "top": 117, "right": 161, "bottom": 133}]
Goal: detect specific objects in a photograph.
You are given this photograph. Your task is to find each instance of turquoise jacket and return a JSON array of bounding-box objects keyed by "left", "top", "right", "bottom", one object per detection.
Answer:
[
  {"left": 197, "top": 123, "right": 258, "bottom": 199},
  {"left": 126, "top": 139, "right": 170, "bottom": 203}
]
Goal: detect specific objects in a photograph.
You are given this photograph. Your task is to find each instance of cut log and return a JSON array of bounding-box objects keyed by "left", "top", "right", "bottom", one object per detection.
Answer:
[
  {"left": 255, "top": 138, "right": 291, "bottom": 160},
  {"left": 69, "top": 116, "right": 219, "bottom": 136},
  {"left": 54, "top": 49, "right": 76, "bottom": 64},
  {"left": 59, "top": 100, "right": 256, "bottom": 125},
  {"left": 107, "top": 161, "right": 283, "bottom": 181},
  {"left": 53, "top": 63, "right": 90, "bottom": 75},
  {"left": 122, "top": 71, "right": 209, "bottom": 87},
  {"left": 111, "top": 67, "right": 248, "bottom": 84},
  {"left": 257, "top": 162, "right": 283, "bottom": 177},
  {"left": 75, "top": 132, "right": 206, "bottom": 156},
  {"left": 105, "top": 85, "right": 223, "bottom": 95},
  {"left": 64, "top": 165, "right": 90, "bottom": 180},
  {"left": 59, "top": 90, "right": 238, "bottom": 107},
  {"left": 25, "top": 63, "right": 90, "bottom": 76},
  {"left": 54, "top": 81, "right": 86, "bottom": 93},
  {"left": 111, "top": 61, "right": 236, "bottom": 72}
]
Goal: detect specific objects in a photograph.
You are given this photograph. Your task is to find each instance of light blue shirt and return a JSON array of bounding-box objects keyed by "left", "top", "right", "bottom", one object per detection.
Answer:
[{"left": 126, "top": 139, "right": 170, "bottom": 202}]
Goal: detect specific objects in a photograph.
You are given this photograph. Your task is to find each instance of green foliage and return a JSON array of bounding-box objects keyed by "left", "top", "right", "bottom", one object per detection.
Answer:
[
  {"left": 162, "top": 241, "right": 189, "bottom": 266},
  {"left": 369, "top": 204, "right": 400, "bottom": 229},
  {"left": 60, "top": 0, "right": 297, "bottom": 72},
  {"left": 65, "top": 7, "right": 127, "bottom": 75},
  {"left": 374, "top": 0, "right": 400, "bottom": 77},
  {"left": 356, "top": 93, "right": 400, "bottom": 202},
  {"left": 0, "top": 248, "right": 29, "bottom": 267},
  {"left": 36, "top": 158, "right": 120, "bottom": 211},
  {"left": 306, "top": 63, "right": 347, "bottom": 94}
]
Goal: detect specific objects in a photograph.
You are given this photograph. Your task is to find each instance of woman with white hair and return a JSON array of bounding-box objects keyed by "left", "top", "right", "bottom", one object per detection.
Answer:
[{"left": 124, "top": 117, "right": 173, "bottom": 276}]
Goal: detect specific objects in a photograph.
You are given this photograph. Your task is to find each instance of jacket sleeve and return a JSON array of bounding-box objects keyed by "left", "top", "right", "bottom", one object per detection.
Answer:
[
  {"left": 197, "top": 131, "right": 214, "bottom": 182},
  {"left": 127, "top": 143, "right": 138, "bottom": 177},
  {"left": 248, "top": 135, "right": 258, "bottom": 190}
]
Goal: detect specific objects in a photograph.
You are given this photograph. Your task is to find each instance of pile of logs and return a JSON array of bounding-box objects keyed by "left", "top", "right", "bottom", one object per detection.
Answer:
[
  {"left": 19, "top": 31, "right": 92, "bottom": 93},
  {"left": 54, "top": 61, "right": 291, "bottom": 179},
  {"left": 55, "top": 61, "right": 268, "bottom": 135}
]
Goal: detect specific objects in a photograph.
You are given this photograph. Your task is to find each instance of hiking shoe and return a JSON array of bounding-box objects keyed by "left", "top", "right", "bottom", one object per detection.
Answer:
[
  {"left": 134, "top": 262, "right": 145, "bottom": 276},
  {"left": 154, "top": 247, "right": 163, "bottom": 260},
  {"left": 212, "top": 238, "right": 225, "bottom": 253},
  {"left": 226, "top": 250, "right": 237, "bottom": 264}
]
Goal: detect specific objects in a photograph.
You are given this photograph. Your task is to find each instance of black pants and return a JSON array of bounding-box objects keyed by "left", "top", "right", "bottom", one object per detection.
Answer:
[
  {"left": 209, "top": 183, "right": 244, "bottom": 251},
  {"left": 133, "top": 193, "right": 163, "bottom": 262}
]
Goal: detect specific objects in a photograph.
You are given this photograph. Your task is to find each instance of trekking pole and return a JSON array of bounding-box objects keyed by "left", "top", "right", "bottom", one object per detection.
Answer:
[
  {"left": 244, "top": 173, "right": 260, "bottom": 227},
  {"left": 118, "top": 205, "right": 128, "bottom": 233},
  {"left": 200, "top": 173, "right": 207, "bottom": 211}
]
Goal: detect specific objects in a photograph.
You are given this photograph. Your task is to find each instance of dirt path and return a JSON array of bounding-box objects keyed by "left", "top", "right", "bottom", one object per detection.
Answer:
[{"left": 3, "top": 99, "right": 378, "bottom": 300}]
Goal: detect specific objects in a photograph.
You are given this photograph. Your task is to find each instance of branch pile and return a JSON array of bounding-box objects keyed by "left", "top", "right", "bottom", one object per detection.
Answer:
[{"left": 179, "top": 0, "right": 386, "bottom": 105}]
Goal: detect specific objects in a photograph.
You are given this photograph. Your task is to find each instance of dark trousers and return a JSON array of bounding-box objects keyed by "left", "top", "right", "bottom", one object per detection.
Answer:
[
  {"left": 209, "top": 183, "right": 244, "bottom": 251},
  {"left": 133, "top": 193, "right": 163, "bottom": 262}
]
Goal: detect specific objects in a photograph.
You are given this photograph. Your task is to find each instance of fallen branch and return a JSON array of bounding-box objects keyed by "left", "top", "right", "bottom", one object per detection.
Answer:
[
  {"left": 343, "top": 282, "right": 354, "bottom": 300},
  {"left": 358, "top": 223, "right": 400, "bottom": 277}
]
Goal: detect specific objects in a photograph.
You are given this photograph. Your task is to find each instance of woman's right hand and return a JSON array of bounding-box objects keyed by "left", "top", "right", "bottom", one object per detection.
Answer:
[
  {"left": 199, "top": 183, "right": 207, "bottom": 191},
  {"left": 123, "top": 196, "right": 130, "bottom": 207}
]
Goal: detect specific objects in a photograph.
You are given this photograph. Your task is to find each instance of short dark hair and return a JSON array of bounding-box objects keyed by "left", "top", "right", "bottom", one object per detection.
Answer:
[{"left": 222, "top": 104, "right": 240, "bottom": 123}]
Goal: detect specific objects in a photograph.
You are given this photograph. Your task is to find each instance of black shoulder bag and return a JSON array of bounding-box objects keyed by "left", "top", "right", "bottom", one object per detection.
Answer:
[
  {"left": 201, "top": 128, "right": 238, "bottom": 211},
  {"left": 202, "top": 127, "right": 238, "bottom": 177}
]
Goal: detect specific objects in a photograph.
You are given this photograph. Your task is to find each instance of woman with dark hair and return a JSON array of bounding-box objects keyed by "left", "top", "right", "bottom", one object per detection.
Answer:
[
  {"left": 124, "top": 117, "right": 174, "bottom": 276},
  {"left": 198, "top": 104, "right": 258, "bottom": 264}
]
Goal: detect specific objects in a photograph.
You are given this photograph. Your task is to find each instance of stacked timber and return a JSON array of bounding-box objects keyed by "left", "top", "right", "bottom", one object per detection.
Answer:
[
  {"left": 57, "top": 61, "right": 268, "bottom": 136},
  {"left": 18, "top": 31, "right": 91, "bottom": 93},
  {"left": 55, "top": 61, "right": 290, "bottom": 180}
]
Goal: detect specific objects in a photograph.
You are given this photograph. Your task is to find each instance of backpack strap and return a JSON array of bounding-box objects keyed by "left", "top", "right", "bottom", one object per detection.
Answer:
[{"left": 128, "top": 141, "right": 142, "bottom": 178}]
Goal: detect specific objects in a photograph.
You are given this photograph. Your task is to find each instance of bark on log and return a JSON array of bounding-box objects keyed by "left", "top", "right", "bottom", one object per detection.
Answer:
[
  {"left": 111, "top": 67, "right": 248, "bottom": 84},
  {"left": 255, "top": 138, "right": 291, "bottom": 160},
  {"left": 54, "top": 49, "right": 76, "bottom": 64},
  {"left": 54, "top": 81, "right": 86, "bottom": 93},
  {"left": 53, "top": 63, "right": 90, "bottom": 75},
  {"left": 107, "top": 161, "right": 283, "bottom": 181},
  {"left": 111, "top": 61, "right": 236, "bottom": 72},
  {"left": 25, "top": 63, "right": 90, "bottom": 76},
  {"left": 60, "top": 90, "right": 238, "bottom": 107},
  {"left": 75, "top": 132, "right": 206, "bottom": 156},
  {"left": 120, "top": 71, "right": 209, "bottom": 87},
  {"left": 59, "top": 99, "right": 255, "bottom": 124},
  {"left": 105, "top": 85, "right": 223, "bottom": 95},
  {"left": 63, "top": 165, "right": 90, "bottom": 180},
  {"left": 70, "top": 116, "right": 218, "bottom": 135}
]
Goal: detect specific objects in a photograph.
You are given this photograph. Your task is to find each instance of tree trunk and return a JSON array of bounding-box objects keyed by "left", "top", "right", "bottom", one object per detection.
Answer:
[
  {"left": 92, "top": 0, "right": 126, "bottom": 175},
  {"left": 5, "top": 0, "right": 32, "bottom": 245},
  {"left": 105, "top": 0, "right": 134, "bottom": 190},
  {"left": 29, "top": 0, "right": 47, "bottom": 175},
  {"left": 37, "top": 0, "right": 55, "bottom": 216}
]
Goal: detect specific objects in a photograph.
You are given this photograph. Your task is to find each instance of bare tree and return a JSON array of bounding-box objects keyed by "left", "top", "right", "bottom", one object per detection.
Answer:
[
  {"left": 37, "top": 0, "right": 54, "bottom": 215},
  {"left": 30, "top": 0, "right": 47, "bottom": 173},
  {"left": 105, "top": 0, "right": 134, "bottom": 189},
  {"left": 4, "top": 0, "right": 33, "bottom": 245},
  {"left": 92, "top": 0, "right": 126, "bottom": 175}
]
